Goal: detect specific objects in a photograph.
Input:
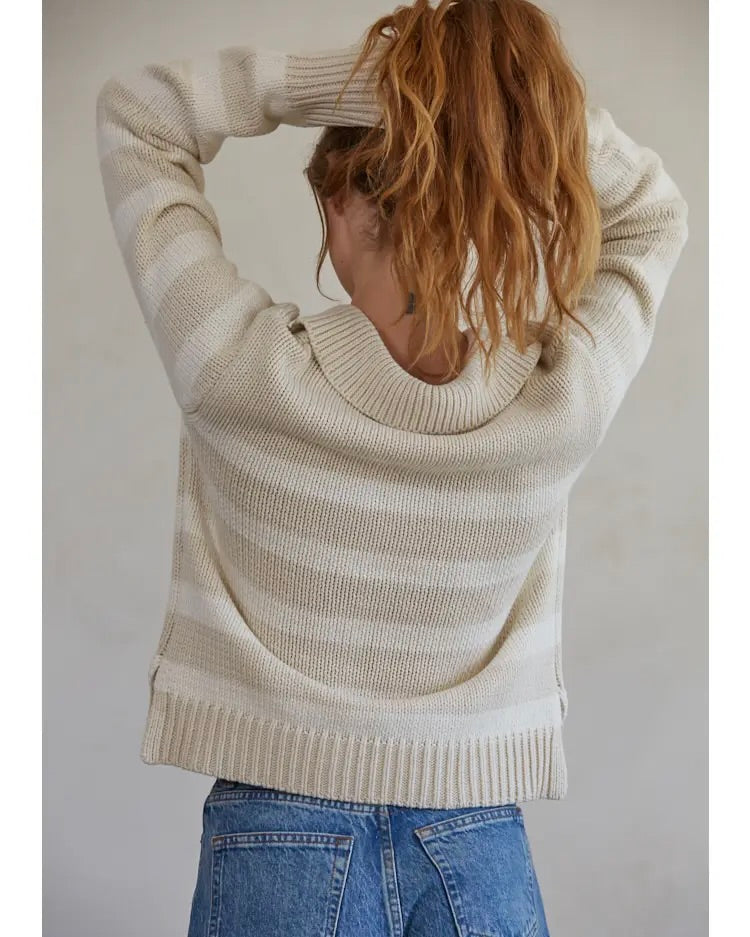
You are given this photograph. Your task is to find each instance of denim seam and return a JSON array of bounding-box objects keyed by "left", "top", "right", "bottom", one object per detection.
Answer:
[
  {"left": 376, "top": 807, "right": 404, "bottom": 937},
  {"left": 421, "top": 837, "right": 466, "bottom": 936},
  {"left": 326, "top": 838, "right": 354, "bottom": 937},
  {"left": 205, "top": 787, "right": 379, "bottom": 815},
  {"left": 207, "top": 843, "right": 224, "bottom": 937},
  {"left": 520, "top": 831, "right": 540, "bottom": 937},
  {"left": 414, "top": 805, "right": 521, "bottom": 841}
]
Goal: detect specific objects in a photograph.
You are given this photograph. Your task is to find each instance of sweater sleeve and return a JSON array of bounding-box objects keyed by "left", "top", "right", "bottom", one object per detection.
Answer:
[
  {"left": 95, "top": 43, "right": 380, "bottom": 415},
  {"left": 565, "top": 105, "right": 690, "bottom": 442}
]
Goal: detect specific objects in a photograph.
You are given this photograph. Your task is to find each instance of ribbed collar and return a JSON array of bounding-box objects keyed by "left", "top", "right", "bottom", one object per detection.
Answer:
[{"left": 298, "top": 303, "right": 543, "bottom": 435}]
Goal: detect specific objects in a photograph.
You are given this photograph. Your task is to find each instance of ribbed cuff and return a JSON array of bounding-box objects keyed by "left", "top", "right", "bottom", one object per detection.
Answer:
[{"left": 280, "top": 41, "right": 385, "bottom": 129}]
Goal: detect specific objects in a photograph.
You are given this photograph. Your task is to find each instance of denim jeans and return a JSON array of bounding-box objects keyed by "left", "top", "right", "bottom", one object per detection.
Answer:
[{"left": 186, "top": 777, "right": 551, "bottom": 937}]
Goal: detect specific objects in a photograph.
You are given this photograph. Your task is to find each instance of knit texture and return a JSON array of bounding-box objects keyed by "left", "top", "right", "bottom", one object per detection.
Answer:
[{"left": 95, "top": 40, "right": 689, "bottom": 808}]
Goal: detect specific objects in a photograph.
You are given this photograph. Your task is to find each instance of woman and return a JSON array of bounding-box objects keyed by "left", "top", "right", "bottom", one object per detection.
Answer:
[{"left": 95, "top": 1, "right": 689, "bottom": 934}]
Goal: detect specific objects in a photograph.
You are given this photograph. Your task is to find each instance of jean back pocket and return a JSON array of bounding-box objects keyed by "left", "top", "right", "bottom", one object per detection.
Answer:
[
  {"left": 414, "top": 805, "right": 538, "bottom": 937},
  {"left": 208, "top": 830, "right": 353, "bottom": 937}
]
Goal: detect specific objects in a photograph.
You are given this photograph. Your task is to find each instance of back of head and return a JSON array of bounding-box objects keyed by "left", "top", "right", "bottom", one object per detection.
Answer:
[{"left": 304, "top": 0, "right": 601, "bottom": 378}]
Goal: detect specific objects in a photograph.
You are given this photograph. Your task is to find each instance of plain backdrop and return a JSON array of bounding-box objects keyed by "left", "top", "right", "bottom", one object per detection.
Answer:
[{"left": 44, "top": 1, "right": 707, "bottom": 934}]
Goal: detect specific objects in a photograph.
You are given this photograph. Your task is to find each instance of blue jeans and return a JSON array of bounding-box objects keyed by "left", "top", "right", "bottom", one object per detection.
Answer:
[{"left": 187, "top": 777, "right": 551, "bottom": 937}]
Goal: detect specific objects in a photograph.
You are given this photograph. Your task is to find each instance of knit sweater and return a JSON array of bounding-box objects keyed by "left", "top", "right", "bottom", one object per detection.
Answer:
[{"left": 95, "top": 40, "right": 689, "bottom": 809}]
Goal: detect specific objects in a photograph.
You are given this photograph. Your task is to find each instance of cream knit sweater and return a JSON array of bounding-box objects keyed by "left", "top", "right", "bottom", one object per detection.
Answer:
[{"left": 95, "top": 40, "right": 689, "bottom": 808}]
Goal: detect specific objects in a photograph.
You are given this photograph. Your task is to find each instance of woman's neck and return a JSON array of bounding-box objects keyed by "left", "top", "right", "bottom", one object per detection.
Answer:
[{"left": 349, "top": 270, "right": 474, "bottom": 384}]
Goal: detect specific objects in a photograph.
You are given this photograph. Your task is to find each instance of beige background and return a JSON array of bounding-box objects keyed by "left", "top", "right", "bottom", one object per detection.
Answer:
[{"left": 44, "top": 0, "right": 707, "bottom": 934}]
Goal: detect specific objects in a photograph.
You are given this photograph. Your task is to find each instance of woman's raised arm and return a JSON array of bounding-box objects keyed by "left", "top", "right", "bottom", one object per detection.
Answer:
[
  {"left": 567, "top": 105, "right": 690, "bottom": 442},
  {"left": 95, "top": 42, "right": 379, "bottom": 416}
]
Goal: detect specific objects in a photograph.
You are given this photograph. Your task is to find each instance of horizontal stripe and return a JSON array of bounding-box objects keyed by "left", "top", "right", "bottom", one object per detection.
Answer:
[
  {"left": 173, "top": 522, "right": 521, "bottom": 642},
  {"left": 194, "top": 461, "right": 546, "bottom": 589},
  {"left": 169, "top": 572, "right": 559, "bottom": 669},
  {"left": 186, "top": 418, "right": 568, "bottom": 524}
]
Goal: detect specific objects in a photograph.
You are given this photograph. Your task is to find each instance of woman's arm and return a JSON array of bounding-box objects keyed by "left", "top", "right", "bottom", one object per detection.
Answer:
[
  {"left": 95, "top": 42, "right": 380, "bottom": 416},
  {"left": 567, "top": 105, "right": 690, "bottom": 443}
]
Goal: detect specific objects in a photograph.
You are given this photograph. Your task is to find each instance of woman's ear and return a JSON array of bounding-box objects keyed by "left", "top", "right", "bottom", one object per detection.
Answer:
[{"left": 327, "top": 189, "right": 348, "bottom": 218}]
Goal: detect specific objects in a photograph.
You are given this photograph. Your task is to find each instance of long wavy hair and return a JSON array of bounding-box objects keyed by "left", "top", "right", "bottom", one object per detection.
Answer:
[{"left": 303, "top": 0, "right": 600, "bottom": 380}]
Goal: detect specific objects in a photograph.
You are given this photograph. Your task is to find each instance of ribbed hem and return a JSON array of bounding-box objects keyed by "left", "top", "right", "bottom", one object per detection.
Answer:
[{"left": 141, "top": 689, "right": 568, "bottom": 809}]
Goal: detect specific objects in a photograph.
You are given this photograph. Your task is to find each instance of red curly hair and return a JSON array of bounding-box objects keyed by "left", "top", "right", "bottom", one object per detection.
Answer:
[{"left": 304, "top": 0, "right": 600, "bottom": 379}]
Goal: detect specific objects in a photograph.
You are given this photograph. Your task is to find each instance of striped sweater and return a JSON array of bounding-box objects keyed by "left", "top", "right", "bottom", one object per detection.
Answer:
[{"left": 95, "top": 40, "right": 689, "bottom": 809}]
